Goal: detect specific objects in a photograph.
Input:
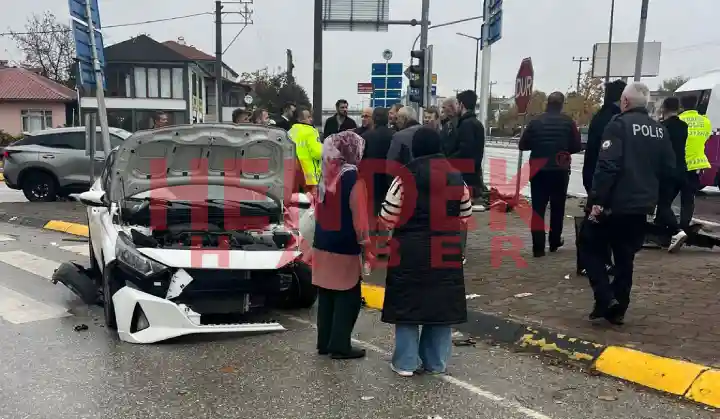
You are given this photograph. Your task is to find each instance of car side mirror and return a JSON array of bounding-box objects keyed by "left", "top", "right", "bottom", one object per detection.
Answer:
[
  {"left": 289, "top": 192, "right": 311, "bottom": 209},
  {"left": 79, "top": 190, "right": 107, "bottom": 207}
]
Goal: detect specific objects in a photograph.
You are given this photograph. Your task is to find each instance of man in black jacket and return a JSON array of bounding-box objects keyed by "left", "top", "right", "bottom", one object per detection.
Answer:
[
  {"left": 274, "top": 102, "right": 296, "bottom": 131},
  {"left": 582, "top": 82, "right": 675, "bottom": 325},
  {"left": 654, "top": 97, "right": 690, "bottom": 251},
  {"left": 440, "top": 97, "right": 459, "bottom": 155},
  {"left": 323, "top": 99, "right": 357, "bottom": 139},
  {"left": 581, "top": 79, "right": 626, "bottom": 273},
  {"left": 448, "top": 90, "right": 485, "bottom": 200},
  {"left": 519, "top": 92, "right": 582, "bottom": 257},
  {"left": 361, "top": 107, "right": 395, "bottom": 215}
]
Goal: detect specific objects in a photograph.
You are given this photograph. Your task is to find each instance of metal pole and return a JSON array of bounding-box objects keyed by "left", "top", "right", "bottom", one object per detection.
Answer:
[
  {"left": 412, "top": 15, "right": 483, "bottom": 51},
  {"left": 84, "top": 0, "right": 110, "bottom": 156},
  {"left": 605, "top": 0, "right": 615, "bottom": 83},
  {"left": 312, "top": 0, "right": 323, "bottom": 130},
  {"left": 474, "top": 41, "right": 480, "bottom": 95},
  {"left": 478, "top": 1, "right": 492, "bottom": 136},
  {"left": 514, "top": 115, "right": 526, "bottom": 205},
  {"left": 419, "top": 0, "right": 430, "bottom": 119},
  {"left": 634, "top": 0, "right": 649, "bottom": 82},
  {"left": 85, "top": 113, "right": 97, "bottom": 181},
  {"left": 215, "top": 1, "right": 223, "bottom": 122}
]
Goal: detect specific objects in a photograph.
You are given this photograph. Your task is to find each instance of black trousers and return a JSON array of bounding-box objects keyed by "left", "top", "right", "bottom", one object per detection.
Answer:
[
  {"left": 316, "top": 281, "right": 362, "bottom": 354},
  {"left": 530, "top": 170, "right": 570, "bottom": 251},
  {"left": 655, "top": 171, "right": 700, "bottom": 235},
  {"left": 580, "top": 214, "right": 646, "bottom": 315}
]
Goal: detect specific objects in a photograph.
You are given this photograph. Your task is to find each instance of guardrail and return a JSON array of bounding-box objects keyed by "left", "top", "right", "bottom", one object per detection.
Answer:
[{"left": 487, "top": 136, "right": 519, "bottom": 147}]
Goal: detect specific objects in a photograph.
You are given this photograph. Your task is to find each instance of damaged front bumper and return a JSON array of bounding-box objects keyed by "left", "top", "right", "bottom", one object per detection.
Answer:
[{"left": 113, "top": 286, "right": 285, "bottom": 344}]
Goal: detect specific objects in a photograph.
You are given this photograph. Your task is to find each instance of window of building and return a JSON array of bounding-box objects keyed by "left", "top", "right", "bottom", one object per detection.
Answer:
[
  {"left": 107, "top": 109, "right": 133, "bottom": 132},
  {"left": 160, "top": 68, "right": 172, "bottom": 98},
  {"left": 21, "top": 110, "right": 53, "bottom": 132},
  {"left": 148, "top": 68, "right": 159, "bottom": 98},
  {"left": 136, "top": 110, "right": 186, "bottom": 130},
  {"left": 172, "top": 68, "right": 184, "bottom": 99},
  {"left": 134, "top": 67, "right": 147, "bottom": 98}
]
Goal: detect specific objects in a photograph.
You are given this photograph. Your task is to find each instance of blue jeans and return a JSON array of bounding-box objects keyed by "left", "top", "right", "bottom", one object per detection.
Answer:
[{"left": 392, "top": 324, "right": 453, "bottom": 373}]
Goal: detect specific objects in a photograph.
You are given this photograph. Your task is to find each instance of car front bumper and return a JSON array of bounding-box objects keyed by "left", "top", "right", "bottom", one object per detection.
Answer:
[{"left": 113, "top": 286, "right": 286, "bottom": 344}]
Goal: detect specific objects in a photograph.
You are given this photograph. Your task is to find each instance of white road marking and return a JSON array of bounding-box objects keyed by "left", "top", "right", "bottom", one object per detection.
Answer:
[
  {"left": 0, "top": 250, "right": 61, "bottom": 280},
  {"left": 0, "top": 284, "right": 70, "bottom": 324},
  {"left": 0, "top": 235, "right": 16, "bottom": 242},
  {"left": 284, "top": 315, "right": 553, "bottom": 419},
  {"left": 59, "top": 245, "right": 90, "bottom": 257}
]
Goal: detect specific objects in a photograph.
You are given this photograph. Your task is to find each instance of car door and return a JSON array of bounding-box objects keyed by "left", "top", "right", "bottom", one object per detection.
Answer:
[
  {"left": 91, "top": 132, "right": 125, "bottom": 177},
  {"left": 50, "top": 132, "right": 92, "bottom": 188}
]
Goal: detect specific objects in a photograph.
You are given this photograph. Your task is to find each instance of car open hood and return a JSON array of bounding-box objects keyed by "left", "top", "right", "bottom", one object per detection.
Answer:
[{"left": 108, "top": 124, "right": 296, "bottom": 204}]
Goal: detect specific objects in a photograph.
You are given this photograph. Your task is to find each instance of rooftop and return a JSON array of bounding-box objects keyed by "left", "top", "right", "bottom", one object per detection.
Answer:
[{"left": 0, "top": 66, "right": 75, "bottom": 102}]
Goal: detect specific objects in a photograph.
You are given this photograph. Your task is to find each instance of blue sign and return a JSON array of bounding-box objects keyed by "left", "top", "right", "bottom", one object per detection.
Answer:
[
  {"left": 480, "top": 0, "right": 502, "bottom": 49},
  {"left": 370, "top": 62, "right": 403, "bottom": 108},
  {"left": 409, "top": 85, "right": 437, "bottom": 97},
  {"left": 69, "top": 0, "right": 106, "bottom": 89},
  {"left": 485, "top": 0, "right": 502, "bottom": 15}
]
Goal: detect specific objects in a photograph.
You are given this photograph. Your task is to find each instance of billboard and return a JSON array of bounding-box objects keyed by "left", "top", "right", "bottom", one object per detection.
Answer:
[{"left": 591, "top": 42, "right": 661, "bottom": 79}]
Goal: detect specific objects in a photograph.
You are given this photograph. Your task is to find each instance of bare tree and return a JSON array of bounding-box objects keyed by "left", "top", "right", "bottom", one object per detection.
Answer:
[{"left": 10, "top": 12, "right": 75, "bottom": 84}]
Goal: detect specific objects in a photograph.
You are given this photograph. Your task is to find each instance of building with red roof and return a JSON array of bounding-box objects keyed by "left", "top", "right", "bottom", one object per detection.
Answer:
[{"left": 0, "top": 61, "right": 76, "bottom": 135}]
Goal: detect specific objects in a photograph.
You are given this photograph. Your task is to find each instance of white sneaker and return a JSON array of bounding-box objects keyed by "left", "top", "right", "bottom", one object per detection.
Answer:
[
  {"left": 390, "top": 363, "right": 414, "bottom": 377},
  {"left": 462, "top": 256, "right": 467, "bottom": 266},
  {"left": 668, "top": 231, "right": 688, "bottom": 253}
]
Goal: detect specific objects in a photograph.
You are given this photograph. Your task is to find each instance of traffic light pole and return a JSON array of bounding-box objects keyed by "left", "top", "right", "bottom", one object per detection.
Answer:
[
  {"left": 418, "top": 0, "right": 430, "bottom": 118},
  {"left": 478, "top": 0, "right": 492, "bottom": 137}
]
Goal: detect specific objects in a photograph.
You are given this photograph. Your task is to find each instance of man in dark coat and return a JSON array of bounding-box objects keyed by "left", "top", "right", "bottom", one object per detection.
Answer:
[
  {"left": 440, "top": 97, "right": 459, "bottom": 155},
  {"left": 377, "top": 127, "right": 470, "bottom": 376},
  {"left": 386, "top": 106, "right": 422, "bottom": 167},
  {"left": 360, "top": 107, "right": 394, "bottom": 215},
  {"left": 654, "top": 96, "right": 690, "bottom": 250},
  {"left": 519, "top": 91, "right": 582, "bottom": 257},
  {"left": 579, "top": 79, "right": 626, "bottom": 275},
  {"left": 355, "top": 107, "right": 373, "bottom": 137},
  {"left": 274, "top": 101, "right": 296, "bottom": 131},
  {"left": 447, "top": 90, "right": 485, "bottom": 201},
  {"left": 322, "top": 99, "right": 357, "bottom": 139}
]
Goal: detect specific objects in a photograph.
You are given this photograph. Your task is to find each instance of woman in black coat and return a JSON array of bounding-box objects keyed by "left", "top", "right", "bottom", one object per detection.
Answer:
[{"left": 376, "top": 127, "right": 471, "bottom": 377}]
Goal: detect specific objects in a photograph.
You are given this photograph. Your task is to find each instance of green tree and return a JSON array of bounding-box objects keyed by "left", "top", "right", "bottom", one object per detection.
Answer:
[
  {"left": 241, "top": 68, "right": 310, "bottom": 114},
  {"left": 10, "top": 12, "right": 75, "bottom": 85},
  {"left": 658, "top": 76, "right": 689, "bottom": 94},
  {"left": 496, "top": 90, "right": 548, "bottom": 132},
  {"left": 564, "top": 71, "right": 604, "bottom": 126}
]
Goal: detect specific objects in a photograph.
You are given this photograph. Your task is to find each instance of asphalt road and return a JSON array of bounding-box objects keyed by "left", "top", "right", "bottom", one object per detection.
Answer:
[
  {"left": 0, "top": 222, "right": 715, "bottom": 418},
  {"left": 484, "top": 146, "right": 720, "bottom": 224}
]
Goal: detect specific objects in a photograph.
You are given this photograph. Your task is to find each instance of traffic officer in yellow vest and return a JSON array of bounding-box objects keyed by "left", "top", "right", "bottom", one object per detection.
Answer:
[
  {"left": 288, "top": 106, "right": 322, "bottom": 195},
  {"left": 667, "top": 95, "right": 713, "bottom": 251}
]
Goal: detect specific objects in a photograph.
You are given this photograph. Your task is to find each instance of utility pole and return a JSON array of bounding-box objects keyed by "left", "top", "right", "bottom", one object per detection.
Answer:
[
  {"left": 634, "top": 0, "right": 650, "bottom": 82},
  {"left": 572, "top": 57, "right": 590, "bottom": 92},
  {"left": 478, "top": 0, "right": 492, "bottom": 137},
  {"left": 214, "top": 0, "right": 253, "bottom": 122},
  {"left": 312, "top": 0, "right": 323, "bottom": 129},
  {"left": 215, "top": 1, "right": 223, "bottom": 122},
  {"left": 418, "top": 0, "right": 431, "bottom": 119},
  {"left": 286, "top": 49, "right": 295, "bottom": 83},
  {"left": 84, "top": 0, "right": 110, "bottom": 158},
  {"left": 456, "top": 33, "right": 481, "bottom": 95},
  {"left": 605, "top": 0, "right": 616, "bottom": 83}
]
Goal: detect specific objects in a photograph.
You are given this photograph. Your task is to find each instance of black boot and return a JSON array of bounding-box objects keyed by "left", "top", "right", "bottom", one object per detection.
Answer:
[
  {"left": 331, "top": 347, "right": 366, "bottom": 359},
  {"left": 549, "top": 238, "right": 565, "bottom": 252},
  {"left": 532, "top": 231, "right": 546, "bottom": 258}
]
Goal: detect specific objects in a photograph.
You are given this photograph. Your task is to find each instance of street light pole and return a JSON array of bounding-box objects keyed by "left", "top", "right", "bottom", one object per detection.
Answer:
[
  {"left": 605, "top": 0, "right": 616, "bottom": 83},
  {"left": 634, "top": 0, "right": 650, "bottom": 82},
  {"left": 457, "top": 32, "right": 481, "bottom": 95}
]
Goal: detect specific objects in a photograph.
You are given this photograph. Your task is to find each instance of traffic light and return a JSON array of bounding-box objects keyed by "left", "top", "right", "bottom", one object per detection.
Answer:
[{"left": 408, "top": 48, "right": 427, "bottom": 106}]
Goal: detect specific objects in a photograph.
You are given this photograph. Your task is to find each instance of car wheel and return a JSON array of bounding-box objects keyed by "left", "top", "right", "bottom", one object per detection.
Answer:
[
  {"left": 22, "top": 172, "right": 58, "bottom": 202},
  {"left": 280, "top": 262, "right": 317, "bottom": 309},
  {"left": 102, "top": 267, "right": 124, "bottom": 330}
]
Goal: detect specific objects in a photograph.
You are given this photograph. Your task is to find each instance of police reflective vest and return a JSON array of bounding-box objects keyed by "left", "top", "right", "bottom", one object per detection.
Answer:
[
  {"left": 679, "top": 110, "right": 712, "bottom": 171},
  {"left": 288, "top": 123, "right": 322, "bottom": 186}
]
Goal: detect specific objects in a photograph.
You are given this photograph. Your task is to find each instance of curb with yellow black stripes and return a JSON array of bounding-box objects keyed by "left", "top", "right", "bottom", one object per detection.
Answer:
[{"left": 360, "top": 283, "right": 720, "bottom": 409}]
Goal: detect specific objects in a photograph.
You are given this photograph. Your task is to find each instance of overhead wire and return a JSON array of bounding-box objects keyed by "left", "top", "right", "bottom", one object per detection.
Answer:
[{"left": 0, "top": 12, "right": 212, "bottom": 37}]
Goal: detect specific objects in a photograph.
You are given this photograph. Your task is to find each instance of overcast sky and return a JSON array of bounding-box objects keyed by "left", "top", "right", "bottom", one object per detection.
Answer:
[{"left": 1, "top": 0, "right": 718, "bottom": 109}]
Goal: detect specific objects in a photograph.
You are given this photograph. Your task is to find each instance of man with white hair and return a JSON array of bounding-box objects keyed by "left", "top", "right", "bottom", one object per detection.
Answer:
[
  {"left": 440, "top": 97, "right": 459, "bottom": 153},
  {"left": 386, "top": 106, "right": 422, "bottom": 166},
  {"left": 581, "top": 82, "right": 676, "bottom": 326}
]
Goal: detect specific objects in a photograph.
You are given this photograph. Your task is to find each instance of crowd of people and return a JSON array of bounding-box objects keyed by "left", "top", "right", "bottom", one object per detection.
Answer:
[{"left": 224, "top": 81, "right": 713, "bottom": 373}]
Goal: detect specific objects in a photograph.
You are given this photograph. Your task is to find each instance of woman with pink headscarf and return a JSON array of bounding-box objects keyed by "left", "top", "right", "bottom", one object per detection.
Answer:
[{"left": 312, "top": 130, "right": 370, "bottom": 360}]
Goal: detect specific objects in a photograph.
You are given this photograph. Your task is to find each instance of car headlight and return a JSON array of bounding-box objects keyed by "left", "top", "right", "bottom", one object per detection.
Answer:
[{"left": 115, "top": 232, "right": 168, "bottom": 276}]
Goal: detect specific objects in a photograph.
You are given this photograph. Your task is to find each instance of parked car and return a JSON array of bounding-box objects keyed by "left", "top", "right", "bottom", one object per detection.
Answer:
[
  {"left": 2, "top": 126, "right": 131, "bottom": 201},
  {"left": 61, "top": 123, "right": 315, "bottom": 344}
]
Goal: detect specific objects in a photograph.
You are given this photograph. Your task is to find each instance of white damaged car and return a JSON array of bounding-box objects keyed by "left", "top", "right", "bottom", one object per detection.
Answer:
[{"left": 59, "top": 124, "right": 315, "bottom": 344}]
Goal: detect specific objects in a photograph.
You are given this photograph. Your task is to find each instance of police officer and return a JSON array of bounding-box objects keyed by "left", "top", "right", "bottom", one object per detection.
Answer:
[
  {"left": 666, "top": 95, "right": 714, "bottom": 251},
  {"left": 582, "top": 82, "right": 675, "bottom": 325}
]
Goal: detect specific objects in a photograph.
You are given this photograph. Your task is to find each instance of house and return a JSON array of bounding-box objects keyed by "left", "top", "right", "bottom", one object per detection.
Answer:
[
  {"left": 78, "top": 35, "right": 251, "bottom": 132},
  {"left": 0, "top": 61, "right": 76, "bottom": 135}
]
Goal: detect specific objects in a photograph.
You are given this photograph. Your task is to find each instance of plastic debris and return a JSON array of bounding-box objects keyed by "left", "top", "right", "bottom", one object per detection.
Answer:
[
  {"left": 73, "top": 324, "right": 88, "bottom": 332},
  {"left": 564, "top": 274, "right": 570, "bottom": 280},
  {"left": 514, "top": 292, "right": 533, "bottom": 298},
  {"left": 465, "top": 293, "right": 481, "bottom": 300},
  {"left": 597, "top": 395, "right": 618, "bottom": 401},
  {"left": 361, "top": 396, "right": 375, "bottom": 401}
]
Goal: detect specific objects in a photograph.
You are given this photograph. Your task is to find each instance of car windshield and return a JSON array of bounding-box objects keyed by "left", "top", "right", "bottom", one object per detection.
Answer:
[{"left": 127, "top": 185, "right": 274, "bottom": 205}]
